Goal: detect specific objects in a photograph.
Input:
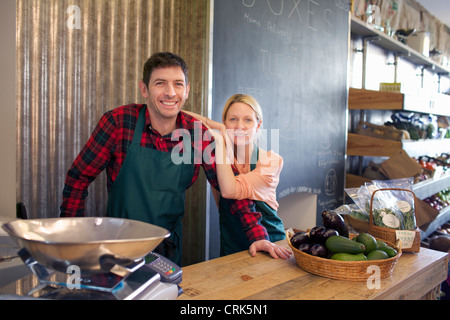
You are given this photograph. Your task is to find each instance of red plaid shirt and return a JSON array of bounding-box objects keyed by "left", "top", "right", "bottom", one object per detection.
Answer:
[{"left": 60, "top": 104, "right": 268, "bottom": 243}]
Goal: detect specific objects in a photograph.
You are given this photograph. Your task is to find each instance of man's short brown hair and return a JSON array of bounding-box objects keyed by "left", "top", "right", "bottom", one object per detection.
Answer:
[{"left": 142, "top": 52, "right": 189, "bottom": 87}]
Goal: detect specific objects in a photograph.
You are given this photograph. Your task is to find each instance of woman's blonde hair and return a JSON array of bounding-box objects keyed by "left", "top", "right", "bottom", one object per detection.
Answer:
[
  {"left": 222, "top": 93, "right": 263, "bottom": 144},
  {"left": 222, "top": 94, "right": 263, "bottom": 123}
]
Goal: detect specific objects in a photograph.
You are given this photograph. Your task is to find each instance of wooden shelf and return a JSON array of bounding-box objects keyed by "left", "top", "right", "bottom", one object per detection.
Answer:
[
  {"left": 349, "top": 88, "right": 450, "bottom": 116},
  {"left": 351, "top": 17, "right": 450, "bottom": 76},
  {"left": 348, "top": 133, "right": 450, "bottom": 158},
  {"left": 347, "top": 133, "right": 401, "bottom": 157},
  {"left": 345, "top": 173, "right": 371, "bottom": 189},
  {"left": 349, "top": 88, "right": 403, "bottom": 110}
]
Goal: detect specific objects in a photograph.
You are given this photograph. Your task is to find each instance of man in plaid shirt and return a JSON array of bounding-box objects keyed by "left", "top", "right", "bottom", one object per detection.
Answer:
[{"left": 60, "top": 52, "right": 290, "bottom": 264}]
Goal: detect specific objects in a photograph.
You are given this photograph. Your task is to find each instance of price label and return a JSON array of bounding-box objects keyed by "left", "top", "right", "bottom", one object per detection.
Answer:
[{"left": 395, "top": 230, "right": 416, "bottom": 249}]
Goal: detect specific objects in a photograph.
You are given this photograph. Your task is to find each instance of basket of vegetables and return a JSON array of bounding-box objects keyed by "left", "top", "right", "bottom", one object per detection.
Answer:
[
  {"left": 368, "top": 188, "right": 421, "bottom": 253},
  {"left": 287, "top": 210, "right": 402, "bottom": 282},
  {"left": 346, "top": 179, "right": 421, "bottom": 253}
]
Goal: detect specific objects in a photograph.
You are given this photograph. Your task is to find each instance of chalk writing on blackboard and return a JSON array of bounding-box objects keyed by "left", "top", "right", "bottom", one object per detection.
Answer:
[
  {"left": 318, "top": 197, "right": 339, "bottom": 208},
  {"left": 324, "top": 168, "right": 337, "bottom": 196},
  {"left": 241, "top": 0, "right": 341, "bottom": 37}
]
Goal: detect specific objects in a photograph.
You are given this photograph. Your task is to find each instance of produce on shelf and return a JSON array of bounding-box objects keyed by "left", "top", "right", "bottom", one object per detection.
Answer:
[
  {"left": 414, "top": 155, "right": 450, "bottom": 180},
  {"left": 386, "top": 112, "right": 439, "bottom": 141},
  {"left": 423, "top": 189, "right": 450, "bottom": 212},
  {"left": 435, "top": 223, "right": 450, "bottom": 234}
]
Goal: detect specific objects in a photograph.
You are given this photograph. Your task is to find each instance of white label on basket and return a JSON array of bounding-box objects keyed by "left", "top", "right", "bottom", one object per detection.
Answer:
[
  {"left": 395, "top": 230, "right": 415, "bottom": 249},
  {"left": 397, "top": 200, "right": 411, "bottom": 213},
  {"left": 382, "top": 213, "right": 401, "bottom": 229}
]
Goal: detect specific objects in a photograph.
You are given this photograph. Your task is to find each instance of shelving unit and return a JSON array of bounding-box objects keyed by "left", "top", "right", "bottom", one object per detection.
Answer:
[
  {"left": 414, "top": 175, "right": 450, "bottom": 238},
  {"left": 348, "top": 17, "right": 450, "bottom": 239},
  {"left": 351, "top": 17, "right": 450, "bottom": 76},
  {"left": 348, "top": 90, "right": 450, "bottom": 238}
]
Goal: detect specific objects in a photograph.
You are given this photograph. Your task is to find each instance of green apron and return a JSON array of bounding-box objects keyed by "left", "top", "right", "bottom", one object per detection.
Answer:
[
  {"left": 107, "top": 107, "right": 195, "bottom": 266},
  {"left": 219, "top": 146, "right": 286, "bottom": 256}
]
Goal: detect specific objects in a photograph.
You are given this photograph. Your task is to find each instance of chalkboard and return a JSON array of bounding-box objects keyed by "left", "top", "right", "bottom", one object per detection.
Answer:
[{"left": 210, "top": 0, "right": 350, "bottom": 243}]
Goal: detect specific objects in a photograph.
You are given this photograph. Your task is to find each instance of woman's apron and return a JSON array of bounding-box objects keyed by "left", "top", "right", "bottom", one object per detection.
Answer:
[
  {"left": 107, "top": 107, "right": 195, "bottom": 265},
  {"left": 218, "top": 146, "right": 286, "bottom": 256}
]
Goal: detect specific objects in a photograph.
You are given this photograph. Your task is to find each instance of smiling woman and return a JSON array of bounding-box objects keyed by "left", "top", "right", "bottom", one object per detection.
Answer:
[
  {"left": 224, "top": 102, "right": 261, "bottom": 151},
  {"left": 184, "top": 94, "right": 289, "bottom": 258}
]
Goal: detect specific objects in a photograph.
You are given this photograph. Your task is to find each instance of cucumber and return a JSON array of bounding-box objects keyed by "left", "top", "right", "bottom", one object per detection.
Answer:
[
  {"left": 367, "top": 250, "right": 389, "bottom": 260},
  {"left": 330, "top": 252, "right": 367, "bottom": 261},
  {"left": 377, "top": 245, "right": 398, "bottom": 258},
  {"left": 376, "top": 239, "right": 387, "bottom": 249},
  {"left": 354, "top": 233, "right": 377, "bottom": 255},
  {"left": 325, "top": 235, "right": 365, "bottom": 254},
  {"left": 375, "top": 239, "right": 398, "bottom": 257}
]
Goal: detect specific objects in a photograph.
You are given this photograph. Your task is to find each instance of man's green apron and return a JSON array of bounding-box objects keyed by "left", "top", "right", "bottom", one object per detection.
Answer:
[
  {"left": 107, "top": 107, "right": 194, "bottom": 266},
  {"left": 219, "top": 146, "right": 285, "bottom": 256}
]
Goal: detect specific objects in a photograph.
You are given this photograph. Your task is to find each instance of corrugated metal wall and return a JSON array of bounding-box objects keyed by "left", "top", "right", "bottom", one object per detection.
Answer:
[{"left": 16, "top": 0, "right": 211, "bottom": 265}]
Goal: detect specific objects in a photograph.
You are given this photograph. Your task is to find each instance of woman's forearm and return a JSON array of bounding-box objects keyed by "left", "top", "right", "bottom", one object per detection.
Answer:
[
  {"left": 214, "top": 137, "right": 237, "bottom": 199},
  {"left": 183, "top": 110, "right": 238, "bottom": 198}
]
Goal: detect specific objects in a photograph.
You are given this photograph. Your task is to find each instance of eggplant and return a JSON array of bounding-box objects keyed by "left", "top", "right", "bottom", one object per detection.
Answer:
[
  {"left": 322, "top": 228, "right": 339, "bottom": 241},
  {"left": 290, "top": 231, "right": 310, "bottom": 249},
  {"left": 297, "top": 243, "right": 311, "bottom": 254},
  {"left": 309, "top": 244, "right": 328, "bottom": 258},
  {"left": 321, "top": 210, "right": 349, "bottom": 238},
  {"left": 309, "top": 226, "right": 326, "bottom": 244}
]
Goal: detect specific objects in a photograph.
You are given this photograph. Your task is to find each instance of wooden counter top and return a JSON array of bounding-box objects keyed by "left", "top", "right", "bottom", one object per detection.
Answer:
[{"left": 178, "top": 240, "right": 448, "bottom": 300}]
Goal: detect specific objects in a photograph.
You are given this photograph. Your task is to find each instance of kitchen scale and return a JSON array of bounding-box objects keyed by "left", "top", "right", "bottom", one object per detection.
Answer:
[
  {"left": 0, "top": 218, "right": 183, "bottom": 300},
  {"left": 0, "top": 248, "right": 182, "bottom": 300}
]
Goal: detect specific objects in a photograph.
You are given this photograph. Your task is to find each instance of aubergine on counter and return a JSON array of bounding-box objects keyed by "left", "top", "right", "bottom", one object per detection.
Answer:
[
  {"left": 309, "top": 226, "right": 339, "bottom": 244},
  {"left": 309, "top": 243, "right": 329, "bottom": 258},
  {"left": 309, "top": 226, "right": 326, "bottom": 244},
  {"left": 290, "top": 231, "right": 310, "bottom": 249},
  {"left": 321, "top": 210, "right": 349, "bottom": 238}
]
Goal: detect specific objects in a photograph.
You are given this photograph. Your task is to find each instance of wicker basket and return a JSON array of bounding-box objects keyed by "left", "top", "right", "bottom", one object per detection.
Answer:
[
  {"left": 343, "top": 214, "right": 369, "bottom": 234},
  {"left": 287, "top": 232, "right": 402, "bottom": 282},
  {"left": 368, "top": 188, "right": 421, "bottom": 253}
]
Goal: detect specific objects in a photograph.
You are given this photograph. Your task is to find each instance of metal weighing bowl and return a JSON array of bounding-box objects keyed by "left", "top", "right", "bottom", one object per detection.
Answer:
[{"left": 2, "top": 217, "right": 170, "bottom": 274}]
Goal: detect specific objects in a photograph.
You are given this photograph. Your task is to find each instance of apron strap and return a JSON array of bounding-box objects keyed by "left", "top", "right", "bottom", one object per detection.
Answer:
[
  {"left": 131, "top": 106, "right": 147, "bottom": 146},
  {"left": 250, "top": 145, "right": 259, "bottom": 171}
]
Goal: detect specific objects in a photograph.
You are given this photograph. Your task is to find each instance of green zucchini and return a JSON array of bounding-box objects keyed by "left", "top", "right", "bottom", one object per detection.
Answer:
[
  {"left": 377, "top": 245, "right": 398, "bottom": 257},
  {"left": 367, "top": 250, "right": 389, "bottom": 260},
  {"left": 325, "top": 235, "right": 365, "bottom": 254},
  {"left": 330, "top": 252, "right": 367, "bottom": 261}
]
